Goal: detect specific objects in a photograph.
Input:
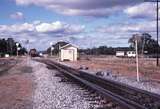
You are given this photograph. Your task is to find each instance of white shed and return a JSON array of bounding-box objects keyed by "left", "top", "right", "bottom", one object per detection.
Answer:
[
  {"left": 60, "top": 44, "right": 78, "bottom": 61},
  {"left": 126, "top": 51, "right": 136, "bottom": 58},
  {"left": 116, "top": 51, "right": 125, "bottom": 57}
]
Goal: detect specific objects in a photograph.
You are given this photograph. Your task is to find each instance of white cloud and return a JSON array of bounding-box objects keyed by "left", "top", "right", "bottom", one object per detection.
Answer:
[
  {"left": 35, "top": 21, "right": 85, "bottom": 35},
  {"left": 0, "top": 21, "right": 85, "bottom": 50},
  {"left": 65, "top": 24, "right": 85, "bottom": 34},
  {"left": 14, "top": 0, "right": 141, "bottom": 17},
  {"left": 124, "top": 2, "right": 156, "bottom": 19},
  {"left": 73, "top": 21, "right": 158, "bottom": 48},
  {"left": 93, "top": 20, "right": 158, "bottom": 48},
  {"left": 1, "top": 20, "right": 157, "bottom": 50},
  {"left": 10, "top": 12, "right": 24, "bottom": 20},
  {"left": 36, "top": 21, "right": 64, "bottom": 33},
  {"left": 0, "top": 23, "right": 34, "bottom": 33},
  {"left": 97, "top": 21, "right": 157, "bottom": 34},
  {"left": 68, "top": 34, "right": 130, "bottom": 49},
  {"left": 0, "top": 21, "right": 84, "bottom": 35},
  {"left": 57, "top": 7, "right": 121, "bottom": 17}
]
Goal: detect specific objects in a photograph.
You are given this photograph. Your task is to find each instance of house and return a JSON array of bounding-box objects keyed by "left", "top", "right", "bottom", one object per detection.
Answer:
[
  {"left": 116, "top": 51, "right": 125, "bottom": 57},
  {"left": 116, "top": 50, "right": 136, "bottom": 58},
  {"left": 60, "top": 44, "right": 78, "bottom": 61},
  {"left": 126, "top": 51, "right": 136, "bottom": 58}
]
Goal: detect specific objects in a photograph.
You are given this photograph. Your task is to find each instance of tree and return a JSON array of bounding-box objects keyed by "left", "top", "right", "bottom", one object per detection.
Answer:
[
  {"left": 128, "top": 33, "right": 159, "bottom": 54},
  {"left": 0, "top": 38, "right": 27, "bottom": 56},
  {"left": 141, "top": 33, "right": 158, "bottom": 54},
  {"left": 128, "top": 34, "right": 142, "bottom": 52},
  {"left": 47, "top": 41, "right": 69, "bottom": 55},
  {"left": 0, "top": 39, "right": 7, "bottom": 56}
]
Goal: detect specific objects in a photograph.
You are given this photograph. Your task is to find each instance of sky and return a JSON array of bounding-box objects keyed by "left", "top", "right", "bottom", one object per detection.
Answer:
[{"left": 0, "top": 0, "right": 158, "bottom": 50}]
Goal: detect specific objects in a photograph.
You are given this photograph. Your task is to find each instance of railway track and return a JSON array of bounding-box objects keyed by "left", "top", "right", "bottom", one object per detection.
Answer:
[{"left": 35, "top": 59, "right": 160, "bottom": 109}]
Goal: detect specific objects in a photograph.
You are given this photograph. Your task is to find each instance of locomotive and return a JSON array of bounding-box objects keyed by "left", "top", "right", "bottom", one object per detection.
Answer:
[{"left": 29, "top": 48, "right": 38, "bottom": 57}]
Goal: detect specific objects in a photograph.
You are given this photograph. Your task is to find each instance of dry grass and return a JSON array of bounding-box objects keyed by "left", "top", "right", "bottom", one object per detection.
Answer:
[{"left": 63, "top": 55, "right": 160, "bottom": 80}]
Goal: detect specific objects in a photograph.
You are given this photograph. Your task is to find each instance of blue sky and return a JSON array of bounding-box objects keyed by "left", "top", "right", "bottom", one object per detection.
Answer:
[{"left": 0, "top": 0, "right": 157, "bottom": 50}]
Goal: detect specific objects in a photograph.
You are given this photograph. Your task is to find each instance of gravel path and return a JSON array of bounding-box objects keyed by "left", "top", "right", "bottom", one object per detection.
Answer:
[{"left": 31, "top": 60, "right": 100, "bottom": 109}]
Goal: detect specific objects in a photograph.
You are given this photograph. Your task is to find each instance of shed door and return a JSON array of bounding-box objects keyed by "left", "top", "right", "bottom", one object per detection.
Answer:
[{"left": 62, "top": 49, "right": 74, "bottom": 61}]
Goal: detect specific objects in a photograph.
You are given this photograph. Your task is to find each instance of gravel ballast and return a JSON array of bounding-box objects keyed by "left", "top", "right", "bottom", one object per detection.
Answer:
[
  {"left": 31, "top": 60, "right": 101, "bottom": 109},
  {"left": 59, "top": 61, "right": 160, "bottom": 95},
  {"left": 83, "top": 69, "right": 160, "bottom": 95},
  {"left": 31, "top": 59, "right": 160, "bottom": 109}
]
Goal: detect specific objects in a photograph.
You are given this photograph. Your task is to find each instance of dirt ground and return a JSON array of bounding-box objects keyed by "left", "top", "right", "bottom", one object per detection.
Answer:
[
  {"left": 61, "top": 55, "right": 160, "bottom": 80},
  {"left": 0, "top": 56, "right": 159, "bottom": 108},
  {"left": 0, "top": 58, "right": 18, "bottom": 76},
  {"left": 0, "top": 57, "right": 33, "bottom": 109}
]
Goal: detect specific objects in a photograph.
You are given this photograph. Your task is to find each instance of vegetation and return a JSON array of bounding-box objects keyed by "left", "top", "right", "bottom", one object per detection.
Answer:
[
  {"left": 128, "top": 33, "right": 159, "bottom": 54},
  {"left": 81, "top": 33, "right": 160, "bottom": 55},
  {"left": 0, "top": 38, "right": 27, "bottom": 57},
  {"left": 46, "top": 33, "right": 159, "bottom": 56},
  {"left": 79, "top": 46, "right": 133, "bottom": 55},
  {"left": 47, "top": 41, "right": 69, "bottom": 55},
  {"left": 46, "top": 41, "right": 133, "bottom": 55}
]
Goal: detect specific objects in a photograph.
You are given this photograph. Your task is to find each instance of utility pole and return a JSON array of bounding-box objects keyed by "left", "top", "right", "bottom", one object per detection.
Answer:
[
  {"left": 144, "top": 0, "right": 159, "bottom": 66},
  {"left": 16, "top": 43, "right": 19, "bottom": 57},
  {"left": 17, "top": 48, "right": 18, "bottom": 57},
  {"left": 51, "top": 47, "right": 54, "bottom": 57},
  {"left": 59, "top": 44, "right": 60, "bottom": 61},
  {"left": 156, "top": 0, "right": 159, "bottom": 66},
  {"left": 24, "top": 39, "right": 30, "bottom": 65},
  {"left": 136, "top": 40, "right": 140, "bottom": 82},
  {"left": 50, "top": 42, "right": 53, "bottom": 57},
  {"left": 51, "top": 47, "right": 52, "bottom": 56}
]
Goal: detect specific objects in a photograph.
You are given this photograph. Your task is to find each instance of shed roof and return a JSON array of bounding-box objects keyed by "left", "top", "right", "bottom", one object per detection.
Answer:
[{"left": 60, "top": 43, "right": 78, "bottom": 49}]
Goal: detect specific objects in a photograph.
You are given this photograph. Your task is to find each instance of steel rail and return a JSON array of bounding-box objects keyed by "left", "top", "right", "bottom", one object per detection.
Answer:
[
  {"left": 35, "top": 59, "right": 160, "bottom": 109},
  {"left": 58, "top": 62, "right": 160, "bottom": 109},
  {"left": 44, "top": 60, "right": 143, "bottom": 109}
]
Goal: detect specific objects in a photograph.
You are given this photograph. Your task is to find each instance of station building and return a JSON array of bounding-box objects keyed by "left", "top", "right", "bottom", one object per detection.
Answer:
[{"left": 60, "top": 44, "right": 78, "bottom": 61}]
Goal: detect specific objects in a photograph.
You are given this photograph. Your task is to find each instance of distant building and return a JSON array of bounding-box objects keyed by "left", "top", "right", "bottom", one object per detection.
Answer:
[
  {"left": 116, "top": 51, "right": 125, "bottom": 57},
  {"left": 126, "top": 51, "right": 136, "bottom": 58},
  {"left": 60, "top": 44, "right": 78, "bottom": 61},
  {"left": 116, "top": 50, "right": 136, "bottom": 58},
  {"left": 5, "top": 54, "right": 10, "bottom": 58}
]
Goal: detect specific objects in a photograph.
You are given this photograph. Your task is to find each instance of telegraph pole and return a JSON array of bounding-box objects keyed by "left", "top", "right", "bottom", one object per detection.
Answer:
[
  {"left": 144, "top": 0, "right": 159, "bottom": 66},
  {"left": 50, "top": 42, "right": 53, "bottom": 56},
  {"left": 25, "top": 39, "right": 30, "bottom": 65},
  {"left": 156, "top": 0, "right": 159, "bottom": 66},
  {"left": 16, "top": 43, "right": 19, "bottom": 57},
  {"left": 136, "top": 40, "right": 140, "bottom": 82}
]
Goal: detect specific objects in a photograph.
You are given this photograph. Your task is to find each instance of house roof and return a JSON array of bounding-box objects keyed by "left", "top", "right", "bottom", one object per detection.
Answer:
[{"left": 60, "top": 43, "right": 78, "bottom": 49}]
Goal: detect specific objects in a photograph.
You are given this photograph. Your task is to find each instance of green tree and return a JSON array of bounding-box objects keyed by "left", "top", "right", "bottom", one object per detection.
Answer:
[
  {"left": 0, "top": 38, "right": 27, "bottom": 56},
  {"left": 128, "top": 33, "right": 159, "bottom": 54},
  {"left": 47, "top": 41, "right": 69, "bottom": 55}
]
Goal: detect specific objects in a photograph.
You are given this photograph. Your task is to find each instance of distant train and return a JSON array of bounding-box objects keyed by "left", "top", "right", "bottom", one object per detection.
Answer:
[
  {"left": 116, "top": 51, "right": 136, "bottom": 58},
  {"left": 29, "top": 48, "right": 38, "bottom": 57}
]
